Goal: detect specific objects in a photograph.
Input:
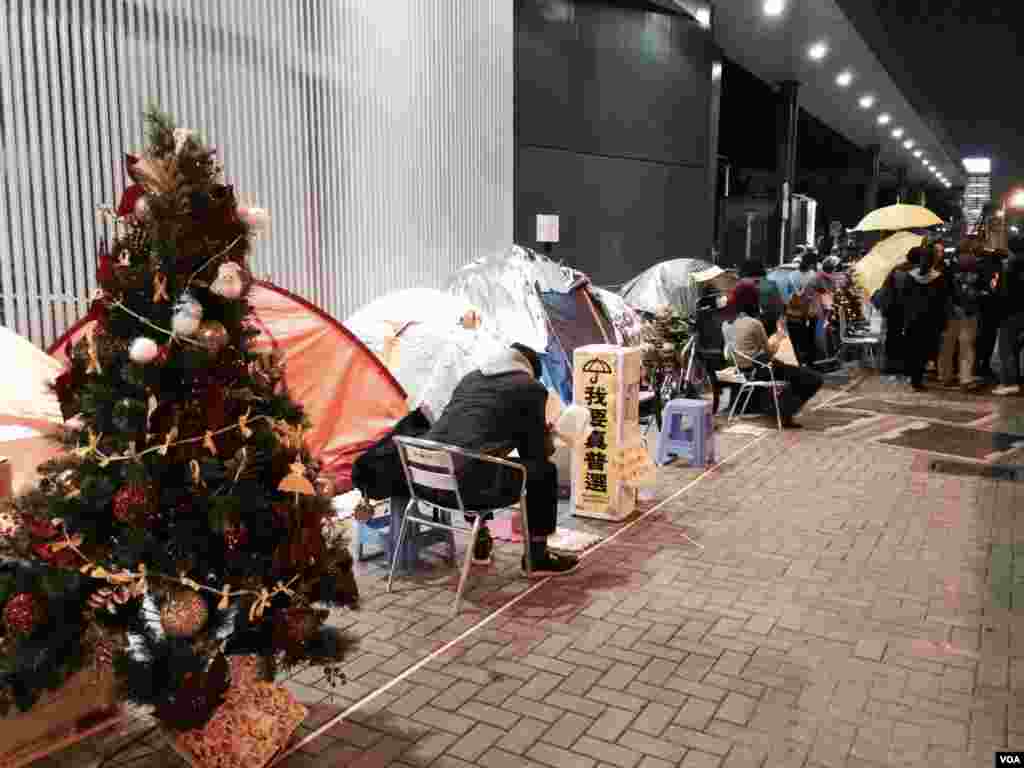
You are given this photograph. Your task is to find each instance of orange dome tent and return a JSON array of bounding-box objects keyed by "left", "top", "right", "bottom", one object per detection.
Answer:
[{"left": 47, "top": 282, "right": 409, "bottom": 493}]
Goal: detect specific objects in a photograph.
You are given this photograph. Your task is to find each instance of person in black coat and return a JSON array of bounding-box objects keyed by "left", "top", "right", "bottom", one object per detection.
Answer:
[
  {"left": 877, "top": 256, "right": 914, "bottom": 375},
  {"left": 902, "top": 246, "right": 949, "bottom": 391},
  {"left": 424, "top": 343, "right": 577, "bottom": 575},
  {"left": 993, "top": 252, "right": 1024, "bottom": 396},
  {"left": 973, "top": 247, "right": 1002, "bottom": 381}
]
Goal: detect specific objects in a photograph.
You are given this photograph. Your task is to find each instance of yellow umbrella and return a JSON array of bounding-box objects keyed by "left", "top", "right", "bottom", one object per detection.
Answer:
[
  {"left": 854, "top": 231, "right": 923, "bottom": 297},
  {"left": 853, "top": 203, "right": 942, "bottom": 232}
]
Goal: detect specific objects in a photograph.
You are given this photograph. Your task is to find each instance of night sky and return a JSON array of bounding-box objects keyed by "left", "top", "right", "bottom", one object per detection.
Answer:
[{"left": 870, "top": 0, "right": 1024, "bottom": 198}]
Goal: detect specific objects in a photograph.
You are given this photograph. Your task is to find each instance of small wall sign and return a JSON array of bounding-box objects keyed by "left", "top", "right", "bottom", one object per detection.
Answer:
[{"left": 536, "top": 214, "right": 560, "bottom": 243}]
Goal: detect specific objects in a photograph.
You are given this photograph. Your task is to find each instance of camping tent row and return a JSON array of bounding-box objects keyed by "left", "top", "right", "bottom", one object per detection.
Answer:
[
  {"left": 347, "top": 245, "right": 644, "bottom": 413},
  {"left": 6, "top": 245, "right": 642, "bottom": 497}
]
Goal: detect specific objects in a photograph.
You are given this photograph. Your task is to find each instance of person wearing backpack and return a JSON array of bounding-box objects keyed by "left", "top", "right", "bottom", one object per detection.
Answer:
[
  {"left": 938, "top": 250, "right": 982, "bottom": 392},
  {"left": 785, "top": 252, "right": 820, "bottom": 366}
]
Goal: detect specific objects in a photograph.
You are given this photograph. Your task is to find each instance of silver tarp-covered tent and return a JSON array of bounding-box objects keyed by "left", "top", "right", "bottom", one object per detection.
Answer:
[{"left": 620, "top": 259, "right": 735, "bottom": 317}]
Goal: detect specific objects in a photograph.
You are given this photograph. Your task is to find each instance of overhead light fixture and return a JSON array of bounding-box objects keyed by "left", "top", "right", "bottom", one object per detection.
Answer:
[
  {"left": 835, "top": 70, "right": 853, "bottom": 87},
  {"left": 877, "top": 113, "right": 891, "bottom": 125},
  {"left": 808, "top": 42, "right": 828, "bottom": 61},
  {"left": 913, "top": 150, "right": 922, "bottom": 158},
  {"left": 858, "top": 94, "right": 875, "bottom": 109},
  {"left": 963, "top": 157, "right": 991, "bottom": 174},
  {"left": 763, "top": 0, "right": 785, "bottom": 16},
  {"left": 891, "top": 127, "right": 904, "bottom": 139},
  {"left": 903, "top": 139, "right": 915, "bottom": 149},
  {"left": 695, "top": 8, "right": 711, "bottom": 28}
]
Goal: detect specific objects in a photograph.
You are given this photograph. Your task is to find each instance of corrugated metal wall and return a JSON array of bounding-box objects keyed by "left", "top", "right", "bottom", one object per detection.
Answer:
[{"left": 0, "top": 0, "right": 513, "bottom": 349}]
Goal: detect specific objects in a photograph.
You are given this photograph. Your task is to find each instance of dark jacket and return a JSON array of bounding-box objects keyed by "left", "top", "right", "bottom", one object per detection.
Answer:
[
  {"left": 425, "top": 349, "right": 549, "bottom": 463},
  {"left": 949, "top": 255, "right": 987, "bottom": 318},
  {"left": 902, "top": 267, "right": 948, "bottom": 327},
  {"left": 876, "top": 263, "right": 912, "bottom": 315},
  {"left": 998, "top": 253, "right": 1024, "bottom": 317}
]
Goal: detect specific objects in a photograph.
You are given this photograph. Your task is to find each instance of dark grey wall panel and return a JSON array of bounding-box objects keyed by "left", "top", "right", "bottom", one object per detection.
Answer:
[
  {"left": 517, "top": 146, "right": 709, "bottom": 287},
  {"left": 518, "top": 0, "right": 711, "bottom": 167},
  {"left": 515, "top": 0, "right": 715, "bottom": 285}
]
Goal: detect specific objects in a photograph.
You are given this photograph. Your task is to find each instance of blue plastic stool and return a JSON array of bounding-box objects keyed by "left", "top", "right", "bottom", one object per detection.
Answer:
[
  {"left": 654, "top": 398, "right": 717, "bottom": 467},
  {"left": 354, "top": 497, "right": 455, "bottom": 574}
]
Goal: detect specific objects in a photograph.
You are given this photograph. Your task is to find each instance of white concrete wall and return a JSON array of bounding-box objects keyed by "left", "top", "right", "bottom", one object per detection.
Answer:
[{"left": 0, "top": 1, "right": 513, "bottom": 348}]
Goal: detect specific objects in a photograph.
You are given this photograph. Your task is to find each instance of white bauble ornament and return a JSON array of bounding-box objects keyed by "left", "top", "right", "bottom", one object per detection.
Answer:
[
  {"left": 133, "top": 195, "right": 150, "bottom": 220},
  {"left": 209, "top": 262, "right": 246, "bottom": 300},
  {"left": 129, "top": 337, "right": 159, "bottom": 364},
  {"left": 237, "top": 206, "right": 270, "bottom": 232},
  {"left": 171, "top": 293, "right": 203, "bottom": 336}
]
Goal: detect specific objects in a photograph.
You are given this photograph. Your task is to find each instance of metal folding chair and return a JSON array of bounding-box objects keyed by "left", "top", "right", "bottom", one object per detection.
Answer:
[
  {"left": 389, "top": 436, "right": 531, "bottom": 616},
  {"left": 725, "top": 344, "right": 785, "bottom": 432}
]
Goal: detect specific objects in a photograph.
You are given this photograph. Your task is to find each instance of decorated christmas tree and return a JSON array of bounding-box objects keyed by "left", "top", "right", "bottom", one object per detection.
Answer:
[{"left": 1, "top": 108, "right": 357, "bottom": 735}]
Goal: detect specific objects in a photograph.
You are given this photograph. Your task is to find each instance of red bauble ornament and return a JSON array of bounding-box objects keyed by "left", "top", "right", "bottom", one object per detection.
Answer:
[
  {"left": 3, "top": 593, "right": 46, "bottom": 636},
  {"left": 154, "top": 344, "right": 171, "bottom": 366},
  {"left": 112, "top": 483, "right": 154, "bottom": 526},
  {"left": 223, "top": 524, "right": 248, "bottom": 554},
  {"left": 116, "top": 184, "right": 146, "bottom": 217}
]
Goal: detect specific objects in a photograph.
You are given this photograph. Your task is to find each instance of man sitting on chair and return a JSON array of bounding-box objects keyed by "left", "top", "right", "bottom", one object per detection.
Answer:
[
  {"left": 424, "top": 343, "right": 578, "bottom": 576},
  {"left": 732, "top": 282, "right": 823, "bottom": 429}
]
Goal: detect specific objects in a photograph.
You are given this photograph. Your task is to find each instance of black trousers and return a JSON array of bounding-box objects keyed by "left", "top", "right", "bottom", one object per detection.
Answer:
[
  {"left": 750, "top": 354, "right": 823, "bottom": 420},
  {"left": 882, "top": 309, "right": 906, "bottom": 374},
  {"left": 786, "top": 319, "right": 817, "bottom": 366},
  {"left": 976, "top": 303, "right": 1001, "bottom": 377},
  {"left": 905, "top": 321, "right": 943, "bottom": 387},
  {"left": 421, "top": 458, "right": 558, "bottom": 538},
  {"left": 998, "top": 313, "right": 1024, "bottom": 387}
]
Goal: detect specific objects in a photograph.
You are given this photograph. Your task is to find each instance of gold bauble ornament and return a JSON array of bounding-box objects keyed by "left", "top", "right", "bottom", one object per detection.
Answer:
[
  {"left": 160, "top": 589, "right": 210, "bottom": 638},
  {"left": 196, "top": 321, "right": 229, "bottom": 355}
]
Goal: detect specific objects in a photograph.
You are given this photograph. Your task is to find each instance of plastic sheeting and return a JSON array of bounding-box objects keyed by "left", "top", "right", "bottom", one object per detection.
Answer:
[
  {"left": 346, "top": 290, "right": 509, "bottom": 420},
  {"left": 621, "top": 259, "right": 735, "bottom": 317},
  {"left": 0, "top": 326, "right": 63, "bottom": 423},
  {"left": 47, "top": 282, "right": 409, "bottom": 493},
  {"left": 445, "top": 245, "right": 571, "bottom": 352}
]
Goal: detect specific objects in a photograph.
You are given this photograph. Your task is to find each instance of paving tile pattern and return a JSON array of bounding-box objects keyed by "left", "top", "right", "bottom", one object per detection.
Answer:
[{"left": 36, "top": 376, "right": 1024, "bottom": 768}]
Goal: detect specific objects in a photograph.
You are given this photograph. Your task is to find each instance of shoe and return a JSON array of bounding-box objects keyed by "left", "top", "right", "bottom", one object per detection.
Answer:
[
  {"left": 521, "top": 551, "right": 578, "bottom": 577},
  {"left": 781, "top": 418, "right": 803, "bottom": 430},
  {"left": 993, "top": 385, "right": 1021, "bottom": 396},
  {"left": 911, "top": 382, "right": 927, "bottom": 392}
]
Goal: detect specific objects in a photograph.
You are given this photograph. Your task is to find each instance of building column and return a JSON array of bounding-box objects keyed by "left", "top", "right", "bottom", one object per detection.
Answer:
[
  {"left": 775, "top": 80, "right": 799, "bottom": 266},
  {"left": 896, "top": 165, "right": 909, "bottom": 204},
  {"left": 864, "top": 144, "right": 881, "bottom": 213}
]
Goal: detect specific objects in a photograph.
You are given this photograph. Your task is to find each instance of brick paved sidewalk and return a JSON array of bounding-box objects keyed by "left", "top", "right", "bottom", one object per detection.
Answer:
[{"left": 45, "top": 377, "right": 1024, "bottom": 768}]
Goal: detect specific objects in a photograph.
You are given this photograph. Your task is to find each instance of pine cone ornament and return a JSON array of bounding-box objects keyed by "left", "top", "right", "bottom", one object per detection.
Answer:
[
  {"left": 88, "top": 586, "right": 134, "bottom": 614},
  {"left": 161, "top": 589, "right": 210, "bottom": 638},
  {"left": 112, "top": 483, "right": 156, "bottom": 526},
  {"left": 3, "top": 592, "right": 47, "bottom": 636}
]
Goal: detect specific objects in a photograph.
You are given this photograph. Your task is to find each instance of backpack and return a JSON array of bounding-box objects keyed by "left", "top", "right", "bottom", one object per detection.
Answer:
[{"left": 351, "top": 408, "right": 432, "bottom": 500}]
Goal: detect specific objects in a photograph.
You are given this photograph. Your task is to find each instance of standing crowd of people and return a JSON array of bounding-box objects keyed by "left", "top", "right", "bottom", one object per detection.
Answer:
[{"left": 875, "top": 239, "right": 1024, "bottom": 394}]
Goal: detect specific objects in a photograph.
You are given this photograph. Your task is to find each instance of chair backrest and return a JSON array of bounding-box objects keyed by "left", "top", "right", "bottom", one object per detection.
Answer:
[
  {"left": 393, "top": 435, "right": 528, "bottom": 516},
  {"left": 394, "top": 436, "right": 465, "bottom": 514}
]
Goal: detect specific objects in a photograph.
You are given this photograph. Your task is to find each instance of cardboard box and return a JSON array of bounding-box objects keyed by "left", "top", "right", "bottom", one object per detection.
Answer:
[
  {"left": 0, "top": 662, "right": 119, "bottom": 767},
  {"left": 572, "top": 345, "right": 642, "bottom": 521}
]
